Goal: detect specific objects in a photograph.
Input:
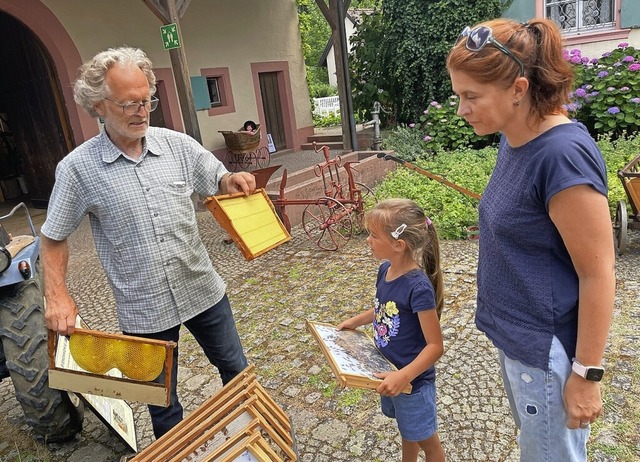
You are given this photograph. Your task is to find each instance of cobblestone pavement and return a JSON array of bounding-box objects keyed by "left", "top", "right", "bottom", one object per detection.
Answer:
[{"left": 1, "top": 209, "right": 639, "bottom": 461}]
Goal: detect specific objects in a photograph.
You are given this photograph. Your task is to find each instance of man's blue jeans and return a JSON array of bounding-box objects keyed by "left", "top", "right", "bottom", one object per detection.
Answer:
[
  {"left": 125, "top": 294, "right": 248, "bottom": 439},
  {"left": 498, "top": 336, "right": 589, "bottom": 462}
]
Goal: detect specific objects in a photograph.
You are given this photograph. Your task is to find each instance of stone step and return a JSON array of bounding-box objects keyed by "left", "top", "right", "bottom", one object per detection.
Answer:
[
  {"left": 306, "top": 133, "right": 343, "bottom": 143},
  {"left": 300, "top": 141, "right": 344, "bottom": 151}
]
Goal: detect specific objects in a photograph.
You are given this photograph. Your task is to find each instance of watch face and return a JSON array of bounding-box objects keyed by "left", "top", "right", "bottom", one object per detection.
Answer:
[{"left": 586, "top": 367, "right": 604, "bottom": 381}]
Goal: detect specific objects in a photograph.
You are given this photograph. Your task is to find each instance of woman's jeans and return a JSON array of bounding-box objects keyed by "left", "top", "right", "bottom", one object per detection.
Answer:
[
  {"left": 498, "top": 336, "right": 589, "bottom": 462},
  {"left": 125, "top": 294, "right": 247, "bottom": 439}
]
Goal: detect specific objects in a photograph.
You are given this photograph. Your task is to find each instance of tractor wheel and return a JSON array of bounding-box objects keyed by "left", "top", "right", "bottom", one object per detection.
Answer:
[{"left": 0, "top": 264, "right": 83, "bottom": 443}]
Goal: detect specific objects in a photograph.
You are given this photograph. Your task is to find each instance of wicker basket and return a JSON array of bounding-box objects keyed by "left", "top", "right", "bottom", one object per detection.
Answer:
[{"left": 219, "top": 124, "right": 261, "bottom": 154}]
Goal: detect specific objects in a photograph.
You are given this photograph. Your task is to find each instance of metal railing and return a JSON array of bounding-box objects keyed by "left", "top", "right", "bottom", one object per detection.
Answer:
[
  {"left": 546, "top": 0, "right": 615, "bottom": 34},
  {"left": 312, "top": 96, "right": 340, "bottom": 117}
]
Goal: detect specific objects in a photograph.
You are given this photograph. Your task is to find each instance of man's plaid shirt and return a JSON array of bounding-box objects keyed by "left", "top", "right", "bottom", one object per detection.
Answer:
[{"left": 42, "top": 127, "right": 230, "bottom": 333}]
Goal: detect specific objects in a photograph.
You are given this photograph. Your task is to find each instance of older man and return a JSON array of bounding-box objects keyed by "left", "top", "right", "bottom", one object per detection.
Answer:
[{"left": 41, "top": 47, "right": 255, "bottom": 438}]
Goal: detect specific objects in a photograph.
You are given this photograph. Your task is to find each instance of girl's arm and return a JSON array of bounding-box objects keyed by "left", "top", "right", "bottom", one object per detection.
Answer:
[
  {"left": 337, "top": 308, "right": 374, "bottom": 330},
  {"left": 376, "top": 309, "right": 444, "bottom": 396}
]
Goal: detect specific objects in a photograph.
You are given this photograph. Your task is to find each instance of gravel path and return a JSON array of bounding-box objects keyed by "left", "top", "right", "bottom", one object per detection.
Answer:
[{"left": 1, "top": 210, "right": 638, "bottom": 461}]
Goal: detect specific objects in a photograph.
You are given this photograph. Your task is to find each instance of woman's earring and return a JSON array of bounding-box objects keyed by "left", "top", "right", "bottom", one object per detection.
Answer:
[{"left": 513, "top": 100, "right": 520, "bottom": 107}]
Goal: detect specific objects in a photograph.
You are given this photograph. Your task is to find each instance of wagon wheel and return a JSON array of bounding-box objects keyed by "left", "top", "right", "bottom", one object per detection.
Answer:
[
  {"left": 255, "top": 147, "right": 271, "bottom": 169},
  {"left": 302, "top": 197, "right": 353, "bottom": 251},
  {"left": 244, "top": 151, "right": 258, "bottom": 171},
  {"left": 227, "top": 150, "right": 250, "bottom": 172},
  {"left": 614, "top": 200, "right": 628, "bottom": 256},
  {"left": 352, "top": 182, "right": 378, "bottom": 233}
]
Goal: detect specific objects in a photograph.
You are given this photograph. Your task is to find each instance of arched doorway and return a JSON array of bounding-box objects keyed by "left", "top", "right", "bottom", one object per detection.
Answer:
[{"left": 0, "top": 11, "right": 73, "bottom": 207}]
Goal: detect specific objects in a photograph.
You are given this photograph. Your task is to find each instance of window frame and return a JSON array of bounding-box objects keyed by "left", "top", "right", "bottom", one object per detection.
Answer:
[
  {"left": 545, "top": 0, "right": 616, "bottom": 35},
  {"left": 206, "top": 77, "right": 222, "bottom": 107},
  {"left": 538, "top": 0, "right": 630, "bottom": 46},
  {"left": 201, "top": 67, "right": 235, "bottom": 116}
]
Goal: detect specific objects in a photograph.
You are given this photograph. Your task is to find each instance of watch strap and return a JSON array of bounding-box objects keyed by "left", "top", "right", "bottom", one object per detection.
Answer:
[{"left": 572, "top": 360, "right": 604, "bottom": 381}]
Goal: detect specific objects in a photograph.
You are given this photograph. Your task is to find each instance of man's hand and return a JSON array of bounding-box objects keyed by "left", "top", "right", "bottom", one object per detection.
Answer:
[
  {"left": 221, "top": 172, "right": 256, "bottom": 196},
  {"left": 563, "top": 372, "right": 602, "bottom": 429},
  {"left": 45, "top": 293, "right": 78, "bottom": 335},
  {"left": 41, "top": 235, "right": 77, "bottom": 335}
]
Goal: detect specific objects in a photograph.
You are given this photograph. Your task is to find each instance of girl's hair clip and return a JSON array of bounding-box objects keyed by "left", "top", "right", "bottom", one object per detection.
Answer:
[
  {"left": 426, "top": 217, "right": 432, "bottom": 227},
  {"left": 391, "top": 223, "right": 407, "bottom": 239}
]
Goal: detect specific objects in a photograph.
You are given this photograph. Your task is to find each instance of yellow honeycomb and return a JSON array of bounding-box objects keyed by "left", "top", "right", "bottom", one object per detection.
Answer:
[
  {"left": 69, "top": 332, "right": 165, "bottom": 382},
  {"left": 68, "top": 332, "right": 115, "bottom": 375}
]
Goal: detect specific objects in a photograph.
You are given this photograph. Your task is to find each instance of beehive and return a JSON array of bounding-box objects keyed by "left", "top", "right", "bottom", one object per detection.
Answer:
[{"left": 205, "top": 189, "right": 290, "bottom": 261}]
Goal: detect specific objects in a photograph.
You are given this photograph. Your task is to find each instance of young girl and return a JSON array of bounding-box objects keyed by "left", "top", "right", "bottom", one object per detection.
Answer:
[{"left": 338, "top": 198, "right": 445, "bottom": 462}]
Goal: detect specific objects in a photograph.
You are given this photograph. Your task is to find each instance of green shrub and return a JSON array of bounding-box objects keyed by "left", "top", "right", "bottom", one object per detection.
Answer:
[
  {"left": 375, "top": 146, "right": 495, "bottom": 239},
  {"left": 374, "top": 134, "right": 639, "bottom": 239},
  {"left": 349, "top": 10, "right": 397, "bottom": 126},
  {"left": 313, "top": 111, "right": 342, "bottom": 128},
  {"left": 597, "top": 134, "right": 640, "bottom": 216},
  {"left": 312, "top": 111, "right": 366, "bottom": 128},
  {"left": 309, "top": 83, "right": 338, "bottom": 99},
  {"left": 416, "top": 96, "right": 498, "bottom": 152},
  {"left": 381, "top": 125, "right": 427, "bottom": 162},
  {"left": 565, "top": 43, "right": 640, "bottom": 138},
  {"left": 381, "top": 97, "right": 498, "bottom": 155}
]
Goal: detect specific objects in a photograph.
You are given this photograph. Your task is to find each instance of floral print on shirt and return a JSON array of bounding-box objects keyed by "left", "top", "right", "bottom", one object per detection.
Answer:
[{"left": 374, "top": 298, "right": 400, "bottom": 348}]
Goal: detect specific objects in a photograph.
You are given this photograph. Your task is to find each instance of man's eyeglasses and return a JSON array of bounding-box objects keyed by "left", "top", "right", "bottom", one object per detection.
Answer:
[
  {"left": 104, "top": 97, "right": 159, "bottom": 115},
  {"left": 457, "top": 26, "right": 525, "bottom": 77}
]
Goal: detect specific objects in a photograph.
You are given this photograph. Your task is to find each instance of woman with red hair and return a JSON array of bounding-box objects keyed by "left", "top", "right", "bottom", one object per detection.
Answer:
[{"left": 447, "top": 18, "right": 615, "bottom": 461}]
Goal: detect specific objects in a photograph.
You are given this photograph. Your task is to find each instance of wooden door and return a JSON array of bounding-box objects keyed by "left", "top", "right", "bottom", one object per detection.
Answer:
[
  {"left": 149, "top": 81, "right": 166, "bottom": 128},
  {"left": 0, "top": 12, "right": 74, "bottom": 207},
  {"left": 258, "top": 72, "right": 286, "bottom": 150}
]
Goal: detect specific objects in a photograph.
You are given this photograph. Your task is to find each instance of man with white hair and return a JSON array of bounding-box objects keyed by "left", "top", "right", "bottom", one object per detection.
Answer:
[{"left": 41, "top": 47, "right": 255, "bottom": 439}]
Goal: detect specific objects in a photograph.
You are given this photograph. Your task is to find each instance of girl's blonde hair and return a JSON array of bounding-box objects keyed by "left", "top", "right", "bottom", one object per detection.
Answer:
[{"left": 366, "top": 198, "right": 444, "bottom": 318}]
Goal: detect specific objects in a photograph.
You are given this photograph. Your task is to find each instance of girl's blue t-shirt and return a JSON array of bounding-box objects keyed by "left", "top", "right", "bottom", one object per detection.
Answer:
[
  {"left": 373, "top": 260, "right": 437, "bottom": 387},
  {"left": 476, "top": 122, "right": 607, "bottom": 371}
]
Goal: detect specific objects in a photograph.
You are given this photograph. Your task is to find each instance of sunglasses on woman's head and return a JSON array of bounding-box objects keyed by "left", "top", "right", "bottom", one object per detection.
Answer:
[{"left": 457, "top": 25, "right": 525, "bottom": 77}]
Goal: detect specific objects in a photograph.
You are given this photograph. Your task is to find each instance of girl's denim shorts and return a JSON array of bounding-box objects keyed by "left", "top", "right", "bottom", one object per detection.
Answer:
[{"left": 380, "top": 380, "right": 438, "bottom": 442}]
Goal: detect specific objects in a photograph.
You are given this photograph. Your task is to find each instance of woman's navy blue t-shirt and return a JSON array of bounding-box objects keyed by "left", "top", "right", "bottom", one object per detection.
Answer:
[{"left": 476, "top": 122, "right": 607, "bottom": 370}]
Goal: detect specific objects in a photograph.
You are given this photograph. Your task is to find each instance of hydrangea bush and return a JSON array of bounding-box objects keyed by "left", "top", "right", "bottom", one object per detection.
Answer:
[
  {"left": 399, "top": 42, "right": 639, "bottom": 152},
  {"left": 564, "top": 43, "right": 640, "bottom": 137},
  {"left": 408, "top": 96, "right": 497, "bottom": 155}
]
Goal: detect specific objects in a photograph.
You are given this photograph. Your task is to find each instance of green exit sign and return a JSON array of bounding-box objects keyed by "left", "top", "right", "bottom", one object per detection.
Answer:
[{"left": 161, "top": 23, "right": 180, "bottom": 50}]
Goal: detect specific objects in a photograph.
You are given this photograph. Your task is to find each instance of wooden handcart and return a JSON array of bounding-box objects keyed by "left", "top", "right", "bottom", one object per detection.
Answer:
[
  {"left": 231, "top": 144, "right": 377, "bottom": 251},
  {"left": 614, "top": 153, "right": 640, "bottom": 255},
  {"left": 219, "top": 124, "right": 270, "bottom": 172},
  {"left": 270, "top": 144, "right": 377, "bottom": 251}
]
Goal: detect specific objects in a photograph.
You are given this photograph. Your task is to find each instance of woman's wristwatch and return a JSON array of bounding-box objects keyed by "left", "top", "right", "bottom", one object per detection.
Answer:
[{"left": 572, "top": 360, "right": 605, "bottom": 382}]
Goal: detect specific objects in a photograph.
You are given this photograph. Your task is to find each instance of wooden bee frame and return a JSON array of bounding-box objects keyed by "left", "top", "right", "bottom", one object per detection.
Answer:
[
  {"left": 307, "top": 321, "right": 412, "bottom": 394},
  {"left": 205, "top": 189, "right": 291, "bottom": 261},
  {"left": 48, "top": 328, "right": 176, "bottom": 407},
  {"left": 131, "top": 365, "right": 297, "bottom": 461}
]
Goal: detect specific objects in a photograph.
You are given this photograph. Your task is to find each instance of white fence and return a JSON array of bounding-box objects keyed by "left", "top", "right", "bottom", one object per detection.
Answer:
[{"left": 313, "top": 96, "right": 340, "bottom": 117}]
